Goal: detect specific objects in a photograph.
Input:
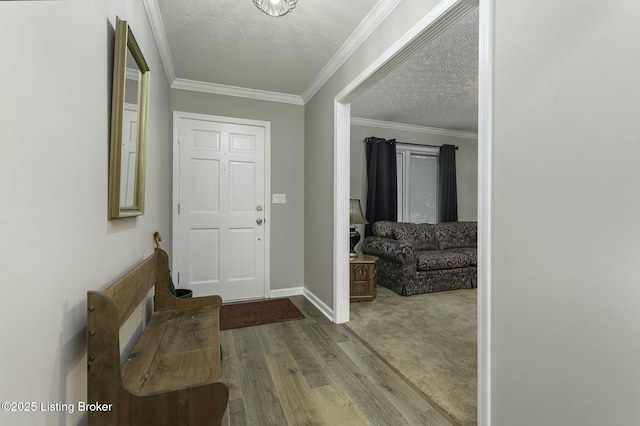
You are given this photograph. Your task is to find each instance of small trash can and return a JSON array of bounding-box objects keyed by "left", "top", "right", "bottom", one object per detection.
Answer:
[{"left": 176, "top": 289, "right": 193, "bottom": 299}]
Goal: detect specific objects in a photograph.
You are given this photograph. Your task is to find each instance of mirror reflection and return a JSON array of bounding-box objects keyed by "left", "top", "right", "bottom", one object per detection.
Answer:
[{"left": 121, "top": 47, "right": 141, "bottom": 208}]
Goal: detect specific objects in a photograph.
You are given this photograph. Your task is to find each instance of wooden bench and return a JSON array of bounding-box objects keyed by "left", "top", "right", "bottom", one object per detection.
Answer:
[{"left": 87, "top": 248, "right": 229, "bottom": 425}]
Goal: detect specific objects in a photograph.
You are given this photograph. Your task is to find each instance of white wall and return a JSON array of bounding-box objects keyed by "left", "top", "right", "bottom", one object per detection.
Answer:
[
  {"left": 491, "top": 0, "right": 640, "bottom": 424},
  {"left": 170, "top": 90, "right": 305, "bottom": 293},
  {"left": 349, "top": 123, "right": 478, "bottom": 250},
  {"left": 0, "top": 1, "right": 171, "bottom": 425}
]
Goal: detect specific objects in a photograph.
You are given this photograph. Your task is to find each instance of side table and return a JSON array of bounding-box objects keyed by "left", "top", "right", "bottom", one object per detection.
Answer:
[{"left": 349, "top": 254, "right": 378, "bottom": 302}]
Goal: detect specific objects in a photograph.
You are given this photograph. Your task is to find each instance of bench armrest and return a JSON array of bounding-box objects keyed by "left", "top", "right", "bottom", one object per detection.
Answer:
[
  {"left": 362, "top": 236, "right": 415, "bottom": 265},
  {"left": 141, "top": 381, "right": 229, "bottom": 426},
  {"left": 90, "top": 381, "right": 229, "bottom": 426}
]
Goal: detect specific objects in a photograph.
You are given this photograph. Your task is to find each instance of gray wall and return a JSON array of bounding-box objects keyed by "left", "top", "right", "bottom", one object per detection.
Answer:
[
  {"left": 171, "top": 90, "right": 305, "bottom": 292},
  {"left": 491, "top": 0, "right": 640, "bottom": 424},
  {"left": 349, "top": 124, "right": 478, "bottom": 252},
  {"left": 0, "top": 1, "right": 171, "bottom": 425},
  {"left": 304, "top": 0, "right": 443, "bottom": 310}
]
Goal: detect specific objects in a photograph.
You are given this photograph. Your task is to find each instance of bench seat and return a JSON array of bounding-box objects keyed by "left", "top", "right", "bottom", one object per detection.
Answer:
[
  {"left": 122, "top": 305, "right": 221, "bottom": 394},
  {"left": 87, "top": 248, "right": 229, "bottom": 426}
]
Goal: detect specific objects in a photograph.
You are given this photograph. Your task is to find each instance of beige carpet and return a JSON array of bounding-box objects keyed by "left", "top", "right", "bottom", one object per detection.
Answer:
[{"left": 347, "top": 286, "right": 477, "bottom": 426}]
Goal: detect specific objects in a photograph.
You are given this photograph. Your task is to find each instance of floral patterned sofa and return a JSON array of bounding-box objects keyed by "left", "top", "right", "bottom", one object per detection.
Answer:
[{"left": 362, "top": 221, "right": 477, "bottom": 296}]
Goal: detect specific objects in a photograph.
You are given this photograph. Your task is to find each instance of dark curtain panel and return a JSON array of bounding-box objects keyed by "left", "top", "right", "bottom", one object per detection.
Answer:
[
  {"left": 438, "top": 144, "right": 458, "bottom": 222},
  {"left": 365, "top": 137, "right": 397, "bottom": 236}
]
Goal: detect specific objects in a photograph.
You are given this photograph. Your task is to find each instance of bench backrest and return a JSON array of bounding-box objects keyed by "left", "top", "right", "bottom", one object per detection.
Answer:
[
  {"left": 86, "top": 249, "right": 169, "bottom": 415},
  {"left": 101, "top": 250, "right": 159, "bottom": 326}
]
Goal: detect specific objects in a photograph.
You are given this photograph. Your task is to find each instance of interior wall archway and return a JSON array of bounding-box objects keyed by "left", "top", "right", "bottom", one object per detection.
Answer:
[{"left": 332, "top": 0, "right": 493, "bottom": 423}]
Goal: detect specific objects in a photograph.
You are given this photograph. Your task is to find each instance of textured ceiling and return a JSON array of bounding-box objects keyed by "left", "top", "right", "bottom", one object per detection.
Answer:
[
  {"left": 153, "top": 1, "right": 478, "bottom": 132},
  {"left": 156, "top": 0, "right": 376, "bottom": 95},
  {"left": 351, "top": 9, "right": 479, "bottom": 133}
]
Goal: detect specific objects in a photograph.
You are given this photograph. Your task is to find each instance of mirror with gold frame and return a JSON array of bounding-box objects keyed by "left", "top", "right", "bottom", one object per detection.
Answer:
[{"left": 108, "top": 17, "right": 150, "bottom": 219}]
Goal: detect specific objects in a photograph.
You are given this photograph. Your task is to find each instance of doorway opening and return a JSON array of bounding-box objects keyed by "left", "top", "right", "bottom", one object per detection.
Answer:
[{"left": 332, "top": 0, "right": 493, "bottom": 424}]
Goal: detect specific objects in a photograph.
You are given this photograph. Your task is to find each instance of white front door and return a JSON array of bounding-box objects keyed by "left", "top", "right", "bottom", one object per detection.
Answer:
[
  {"left": 120, "top": 105, "right": 138, "bottom": 207},
  {"left": 174, "top": 113, "right": 269, "bottom": 301}
]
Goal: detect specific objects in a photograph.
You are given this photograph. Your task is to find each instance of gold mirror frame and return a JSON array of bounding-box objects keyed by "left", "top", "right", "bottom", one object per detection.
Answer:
[{"left": 108, "top": 17, "right": 150, "bottom": 219}]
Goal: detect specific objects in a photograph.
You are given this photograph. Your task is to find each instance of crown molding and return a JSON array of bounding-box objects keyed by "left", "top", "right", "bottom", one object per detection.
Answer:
[
  {"left": 142, "top": 0, "right": 406, "bottom": 106},
  {"left": 171, "top": 78, "right": 305, "bottom": 106},
  {"left": 351, "top": 117, "right": 478, "bottom": 140},
  {"left": 143, "top": 0, "right": 176, "bottom": 85},
  {"left": 142, "top": 0, "right": 473, "bottom": 112},
  {"left": 301, "top": 0, "right": 404, "bottom": 103},
  {"left": 142, "top": 0, "right": 304, "bottom": 105}
]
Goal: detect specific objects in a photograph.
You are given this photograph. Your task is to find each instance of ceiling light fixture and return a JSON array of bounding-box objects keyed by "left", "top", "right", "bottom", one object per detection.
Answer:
[{"left": 253, "top": 0, "right": 298, "bottom": 17}]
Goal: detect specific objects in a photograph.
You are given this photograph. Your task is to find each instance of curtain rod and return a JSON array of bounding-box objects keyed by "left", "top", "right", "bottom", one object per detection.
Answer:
[
  {"left": 397, "top": 141, "right": 458, "bottom": 150},
  {"left": 365, "top": 137, "right": 458, "bottom": 150}
]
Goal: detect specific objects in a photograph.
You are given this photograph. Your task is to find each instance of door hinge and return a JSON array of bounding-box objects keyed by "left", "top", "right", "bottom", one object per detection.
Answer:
[
  {"left": 178, "top": 203, "right": 180, "bottom": 214},
  {"left": 177, "top": 273, "right": 180, "bottom": 284},
  {"left": 178, "top": 133, "right": 182, "bottom": 145}
]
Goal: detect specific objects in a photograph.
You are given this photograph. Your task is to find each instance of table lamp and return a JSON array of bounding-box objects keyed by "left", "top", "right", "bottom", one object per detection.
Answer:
[{"left": 349, "top": 199, "right": 368, "bottom": 259}]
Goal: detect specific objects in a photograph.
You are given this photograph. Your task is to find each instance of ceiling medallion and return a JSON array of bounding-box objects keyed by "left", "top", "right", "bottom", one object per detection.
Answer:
[{"left": 253, "top": 0, "right": 298, "bottom": 17}]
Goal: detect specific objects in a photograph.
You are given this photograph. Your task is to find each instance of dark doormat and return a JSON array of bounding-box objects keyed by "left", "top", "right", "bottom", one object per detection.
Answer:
[{"left": 220, "top": 298, "right": 305, "bottom": 331}]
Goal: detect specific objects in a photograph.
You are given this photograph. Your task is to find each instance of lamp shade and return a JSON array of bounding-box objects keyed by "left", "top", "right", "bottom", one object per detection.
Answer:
[{"left": 349, "top": 199, "right": 368, "bottom": 225}]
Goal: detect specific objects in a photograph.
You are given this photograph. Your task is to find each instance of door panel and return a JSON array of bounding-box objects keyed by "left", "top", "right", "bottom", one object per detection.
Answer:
[
  {"left": 229, "top": 161, "right": 255, "bottom": 212},
  {"left": 192, "top": 159, "right": 220, "bottom": 212},
  {"left": 229, "top": 228, "right": 255, "bottom": 280},
  {"left": 190, "top": 229, "right": 219, "bottom": 283},
  {"left": 177, "top": 117, "right": 266, "bottom": 301},
  {"left": 230, "top": 133, "right": 256, "bottom": 153},
  {"left": 121, "top": 106, "right": 138, "bottom": 207}
]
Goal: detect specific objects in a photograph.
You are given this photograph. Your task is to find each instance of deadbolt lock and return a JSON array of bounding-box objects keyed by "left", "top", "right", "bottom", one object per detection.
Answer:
[{"left": 256, "top": 206, "right": 263, "bottom": 211}]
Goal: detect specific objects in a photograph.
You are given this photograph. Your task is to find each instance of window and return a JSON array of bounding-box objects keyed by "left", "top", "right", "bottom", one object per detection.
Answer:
[{"left": 396, "top": 144, "right": 439, "bottom": 223}]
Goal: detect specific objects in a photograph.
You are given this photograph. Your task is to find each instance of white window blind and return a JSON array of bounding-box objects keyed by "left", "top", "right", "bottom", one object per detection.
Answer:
[{"left": 396, "top": 144, "right": 439, "bottom": 223}]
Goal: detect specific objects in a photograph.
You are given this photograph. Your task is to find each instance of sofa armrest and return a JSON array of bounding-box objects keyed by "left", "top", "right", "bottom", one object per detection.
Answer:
[{"left": 362, "top": 237, "right": 415, "bottom": 265}]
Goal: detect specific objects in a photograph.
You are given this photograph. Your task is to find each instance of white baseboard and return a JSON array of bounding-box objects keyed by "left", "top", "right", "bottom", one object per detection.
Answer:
[
  {"left": 303, "top": 288, "right": 334, "bottom": 322},
  {"left": 270, "top": 287, "right": 304, "bottom": 298}
]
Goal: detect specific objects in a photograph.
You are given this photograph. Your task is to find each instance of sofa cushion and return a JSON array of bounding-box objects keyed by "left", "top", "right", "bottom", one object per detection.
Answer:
[
  {"left": 391, "top": 223, "right": 440, "bottom": 251},
  {"left": 448, "top": 247, "right": 477, "bottom": 266},
  {"left": 434, "top": 222, "right": 477, "bottom": 249},
  {"left": 412, "top": 224, "right": 440, "bottom": 250},
  {"left": 372, "top": 221, "right": 396, "bottom": 239},
  {"left": 391, "top": 223, "right": 419, "bottom": 247},
  {"left": 415, "top": 250, "right": 471, "bottom": 271}
]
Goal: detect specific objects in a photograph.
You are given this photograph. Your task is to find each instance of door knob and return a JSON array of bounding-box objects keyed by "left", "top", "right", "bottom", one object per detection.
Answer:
[{"left": 256, "top": 218, "right": 263, "bottom": 225}]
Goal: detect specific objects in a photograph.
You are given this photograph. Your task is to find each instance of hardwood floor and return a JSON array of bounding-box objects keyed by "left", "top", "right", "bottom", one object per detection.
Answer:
[{"left": 220, "top": 296, "right": 456, "bottom": 426}]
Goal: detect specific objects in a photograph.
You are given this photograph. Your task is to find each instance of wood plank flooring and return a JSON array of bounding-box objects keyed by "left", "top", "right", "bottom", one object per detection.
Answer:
[{"left": 220, "top": 296, "right": 456, "bottom": 426}]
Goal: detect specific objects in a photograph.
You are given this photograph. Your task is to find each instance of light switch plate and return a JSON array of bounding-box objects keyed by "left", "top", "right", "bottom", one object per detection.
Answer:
[{"left": 272, "top": 194, "right": 286, "bottom": 204}]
